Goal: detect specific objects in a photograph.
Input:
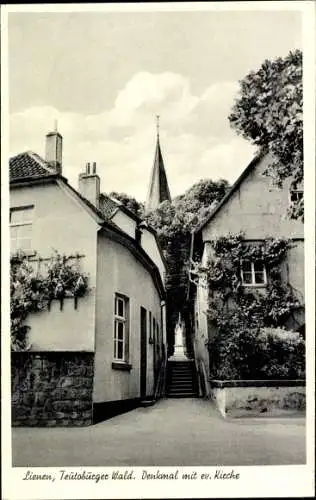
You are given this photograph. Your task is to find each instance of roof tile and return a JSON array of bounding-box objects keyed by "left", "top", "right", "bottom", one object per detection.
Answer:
[
  {"left": 99, "top": 194, "right": 120, "bottom": 220},
  {"left": 9, "top": 152, "right": 55, "bottom": 182}
]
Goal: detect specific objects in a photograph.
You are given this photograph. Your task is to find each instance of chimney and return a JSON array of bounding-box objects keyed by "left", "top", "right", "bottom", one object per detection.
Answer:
[
  {"left": 45, "top": 126, "right": 63, "bottom": 174},
  {"left": 78, "top": 162, "right": 100, "bottom": 208}
]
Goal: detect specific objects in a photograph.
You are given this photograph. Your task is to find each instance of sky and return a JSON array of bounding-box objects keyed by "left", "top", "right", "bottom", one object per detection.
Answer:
[{"left": 8, "top": 8, "right": 302, "bottom": 202}]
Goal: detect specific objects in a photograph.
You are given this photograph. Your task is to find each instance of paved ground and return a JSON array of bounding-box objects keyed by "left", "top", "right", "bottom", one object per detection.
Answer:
[{"left": 12, "top": 398, "right": 305, "bottom": 467}]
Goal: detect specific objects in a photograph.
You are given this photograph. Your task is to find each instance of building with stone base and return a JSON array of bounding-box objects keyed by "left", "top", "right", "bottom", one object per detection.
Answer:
[
  {"left": 10, "top": 129, "right": 167, "bottom": 426},
  {"left": 188, "top": 150, "right": 305, "bottom": 399}
]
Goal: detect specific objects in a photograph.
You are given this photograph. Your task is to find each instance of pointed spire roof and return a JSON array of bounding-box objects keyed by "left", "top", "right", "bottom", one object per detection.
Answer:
[{"left": 145, "top": 116, "right": 171, "bottom": 212}]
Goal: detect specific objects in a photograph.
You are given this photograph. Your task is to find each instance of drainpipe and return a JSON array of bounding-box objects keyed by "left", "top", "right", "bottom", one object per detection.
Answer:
[{"left": 161, "top": 300, "right": 167, "bottom": 353}]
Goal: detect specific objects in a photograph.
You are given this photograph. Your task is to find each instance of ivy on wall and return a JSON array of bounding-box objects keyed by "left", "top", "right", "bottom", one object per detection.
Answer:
[
  {"left": 191, "top": 233, "right": 305, "bottom": 380},
  {"left": 10, "top": 251, "right": 89, "bottom": 351}
]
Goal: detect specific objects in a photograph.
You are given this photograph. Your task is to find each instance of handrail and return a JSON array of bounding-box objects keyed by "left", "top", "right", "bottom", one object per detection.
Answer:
[{"left": 191, "top": 341, "right": 203, "bottom": 397}]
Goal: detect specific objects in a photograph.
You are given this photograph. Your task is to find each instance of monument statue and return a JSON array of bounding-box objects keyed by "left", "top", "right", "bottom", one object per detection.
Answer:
[{"left": 169, "top": 313, "right": 189, "bottom": 361}]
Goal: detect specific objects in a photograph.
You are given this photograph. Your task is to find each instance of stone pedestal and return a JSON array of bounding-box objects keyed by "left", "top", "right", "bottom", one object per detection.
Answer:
[{"left": 168, "top": 321, "right": 189, "bottom": 362}]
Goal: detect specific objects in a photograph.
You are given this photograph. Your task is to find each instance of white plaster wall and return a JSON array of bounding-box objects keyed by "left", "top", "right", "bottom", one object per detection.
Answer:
[
  {"left": 112, "top": 211, "right": 137, "bottom": 240},
  {"left": 93, "top": 233, "right": 163, "bottom": 403},
  {"left": 202, "top": 153, "right": 303, "bottom": 241},
  {"left": 287, "top": 241, "right": 305, "bottom": 300},
  {"left": 26, "top": 296, "right": 95, "bottom": 351},
  {"left": 141, "top": 229, "right": 166, "bottom": 284},
  {"left": 10, "top": 181, "right": 98, "bottom": 351}
]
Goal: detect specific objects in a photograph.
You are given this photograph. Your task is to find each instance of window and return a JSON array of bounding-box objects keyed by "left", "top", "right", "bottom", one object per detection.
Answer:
[
  {"left": 290, "top": 190, "right": 303, "bottom": 204},
  {"left": 241, "top": 260, "right": 267, "bottom": 286},
  {"left": 114, "top": 294, "right": 129, "bottom": 362},
  {"left": 10, "top": 206, "right": 34, "bottom": 253}
]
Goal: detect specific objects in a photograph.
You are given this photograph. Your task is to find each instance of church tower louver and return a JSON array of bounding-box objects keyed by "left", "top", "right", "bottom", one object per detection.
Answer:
[{"left": 145, "top": 116, "right": 171, "bottom": 212}]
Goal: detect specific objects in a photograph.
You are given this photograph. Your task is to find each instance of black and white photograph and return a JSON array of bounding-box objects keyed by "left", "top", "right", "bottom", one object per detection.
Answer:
[{"left": 1, "top": 2, "right": 315, "bottom": 499}]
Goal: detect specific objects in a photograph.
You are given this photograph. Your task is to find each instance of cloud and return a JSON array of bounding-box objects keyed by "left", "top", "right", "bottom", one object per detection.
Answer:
[
  {"left": 9, "top": 71, "right": 255, "bottom": 200},
  {"left": 199, "top": 138, "right": 256, "bottom": 181}
]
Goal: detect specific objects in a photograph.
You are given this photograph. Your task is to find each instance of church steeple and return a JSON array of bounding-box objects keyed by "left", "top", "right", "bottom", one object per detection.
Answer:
[{"left": 145, "top": 116, "right": 171, "bottom": 212}]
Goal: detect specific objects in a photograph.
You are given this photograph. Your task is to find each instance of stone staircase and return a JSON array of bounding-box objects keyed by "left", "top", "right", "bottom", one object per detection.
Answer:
[{"left": 166, "top": 360, "right": 198, "bottom": 398}]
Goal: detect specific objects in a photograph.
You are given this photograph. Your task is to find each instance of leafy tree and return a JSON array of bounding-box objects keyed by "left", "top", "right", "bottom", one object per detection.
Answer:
[
  {"left": 145, "top": 179, "right": 230, "bottom": 352},
  {"left": 229, "top": 49, "right": 303, "bottom": 219},
  {"left": 109, "top": 191, "right": 144, "bottom": 218}
]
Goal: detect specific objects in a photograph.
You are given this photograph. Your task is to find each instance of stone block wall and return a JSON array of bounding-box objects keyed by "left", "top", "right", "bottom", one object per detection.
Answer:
[{"left": 12, "top": 352, "right": 94, "bottom": 426}]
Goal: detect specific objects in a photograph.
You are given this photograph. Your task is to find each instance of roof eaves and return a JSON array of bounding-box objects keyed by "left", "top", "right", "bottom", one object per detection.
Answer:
[
  {"left": 10, "top": 174, "right": 58, "bottom": 186},
  {"left": 56, "top": 178, "right": 105, "bottom": 224}
]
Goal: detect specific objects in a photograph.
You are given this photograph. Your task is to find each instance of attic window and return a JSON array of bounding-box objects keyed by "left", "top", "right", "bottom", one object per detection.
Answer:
[{"left": 290, "top": 190, "right": 303, "bottom": 204}]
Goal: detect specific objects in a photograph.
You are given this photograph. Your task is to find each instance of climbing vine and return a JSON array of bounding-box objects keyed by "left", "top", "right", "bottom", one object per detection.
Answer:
[
  {"left": 10, "top": 251, "right": 89, "bottom": 351},
  {"left": 191, "top": 234, "right": 305, "bottom": 379}
]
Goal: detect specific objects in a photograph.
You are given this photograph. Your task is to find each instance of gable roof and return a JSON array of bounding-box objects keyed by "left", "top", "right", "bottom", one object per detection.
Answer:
[
  {"left": 9, "top": 151, "right": 57, "bottom": 183},
  {"left": 194, "top": 148, "right": 267, "bottom": 235},
  {"left": 100, "top": 193, "right": 141, "bottom": 223},
  {"left": 9, "top": 149, "right": 167, "bottom": 276}
]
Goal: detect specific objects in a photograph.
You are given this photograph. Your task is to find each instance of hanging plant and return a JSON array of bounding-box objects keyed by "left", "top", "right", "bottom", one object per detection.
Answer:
[{"left": 10, "top": 251, "right": 89, "bottom": 350}]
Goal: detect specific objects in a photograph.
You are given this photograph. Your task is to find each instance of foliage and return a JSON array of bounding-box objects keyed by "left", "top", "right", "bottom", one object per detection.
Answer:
[
  {"left": 193, "top": 234, "right": 304, "bottom": 380},
  {"left": 108, "top": 191, "right": 145, "bottom": 218},
  {"left": 108, "top": 180, "right": 229, "bottom": 346},
  {"left": 229, "top": 50, "right": 303, "bottom": 220},
  {"left": 208, "top": 326, "right": 305, "bottom": 380},
  {"left": 10, "top": 251, "right": 88, "bottom": 351},
  {"left": 144, "top": 179, "right": 230, "bottom": 342}
]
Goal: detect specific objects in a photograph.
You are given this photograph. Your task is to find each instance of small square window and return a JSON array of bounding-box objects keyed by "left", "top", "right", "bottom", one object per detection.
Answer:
[
  {"left": 290, "top": 190, "right": 303, "bottom": 204},
  {"left": 241, "top": 260, "right": 267, "bottom": 286}
]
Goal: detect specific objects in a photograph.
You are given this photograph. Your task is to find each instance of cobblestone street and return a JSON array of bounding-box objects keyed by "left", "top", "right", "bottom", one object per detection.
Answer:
[{"left": 12, "top": 398, "right": 306, "bottom": 467}]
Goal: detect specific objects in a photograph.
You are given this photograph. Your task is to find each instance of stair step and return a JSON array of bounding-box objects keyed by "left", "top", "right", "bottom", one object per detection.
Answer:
[
  {"left": 171, "top": 365, "right": 194, "bottom": 369},
  {"left": 168, "top": 361, "right": 194, "bottom": 365},
  {"left": 166, "top": 359, "right": 198, "bottom": 399},
  {"left": 167, "top": 392, "right": 198, "bottom": 398},
  {"left": 171, "top": 379, "right": 194, "bottom": 382},
  {"left": 171, "top": 370, "right": 194, "bottom": 373},
  {"left": 171, "top": 372, "right": 193, "bottom": 375},
  {"left": 170, "top": 382, "right": 193, "bottom": 386},
  {"left": 168, "top": 387, "right": 196, "bottom": 393},
  {"left": 169, "top": 382, "right": 194, "bottom": 387}
]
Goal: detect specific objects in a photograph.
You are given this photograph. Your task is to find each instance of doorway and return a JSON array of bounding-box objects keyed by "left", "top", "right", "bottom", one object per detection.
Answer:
[{"left": 140, "top": 307, "right": 147, "bottom": 398}]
